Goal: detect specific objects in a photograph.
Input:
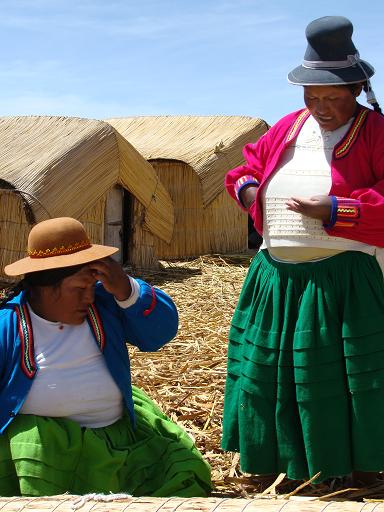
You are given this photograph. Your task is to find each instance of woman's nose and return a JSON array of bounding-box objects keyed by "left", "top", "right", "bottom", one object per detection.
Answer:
[{"left": 316, "top": 100, "right": 328, "bottom": 114}]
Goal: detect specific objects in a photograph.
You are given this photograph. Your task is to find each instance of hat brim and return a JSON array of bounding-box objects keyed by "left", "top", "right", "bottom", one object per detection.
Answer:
[
  {"left": 287, "top": 60, "right": 374, "bottom": 85},
  {"left": 4, "top": 244, "right": 119, "bottom": 276}
]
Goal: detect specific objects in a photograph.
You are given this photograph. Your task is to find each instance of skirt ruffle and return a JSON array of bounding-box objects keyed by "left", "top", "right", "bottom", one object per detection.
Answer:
[
  {"left": 0, "top": 386, "right": 212, "bottom": 497},
  {"left": 222, "top": 249, "right": 384, "bottom": 481}
]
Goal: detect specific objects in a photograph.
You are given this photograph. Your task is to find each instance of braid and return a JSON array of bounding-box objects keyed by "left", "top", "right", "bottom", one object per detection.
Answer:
[{"left": 363, "top": 82, "right": 383, "bottom": 115}]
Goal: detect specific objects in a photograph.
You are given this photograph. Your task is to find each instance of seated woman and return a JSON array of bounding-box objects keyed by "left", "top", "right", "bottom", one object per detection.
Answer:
[{"left": 0, "top": 217, "right": 211, "bottom": 497}]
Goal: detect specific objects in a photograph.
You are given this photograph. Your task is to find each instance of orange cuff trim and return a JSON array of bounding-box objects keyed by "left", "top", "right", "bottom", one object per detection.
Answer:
[{"left": 333, "top": 197, "right": 361, "bottom": 228}]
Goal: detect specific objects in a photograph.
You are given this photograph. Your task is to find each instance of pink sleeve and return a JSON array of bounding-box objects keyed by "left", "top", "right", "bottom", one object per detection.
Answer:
[
  {"left": 325, "top": 114, "right": 384, "bottom": 247},
  {"left": 225, "top": 132, "right": 270, "bottom": 208}
]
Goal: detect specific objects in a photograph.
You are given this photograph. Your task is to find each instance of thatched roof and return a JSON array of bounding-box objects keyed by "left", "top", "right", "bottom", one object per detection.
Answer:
[
  {"left": 0, "top": 116, "right": 174, "bottom": 242},
  {"left": 106, "top": 116, "right": 269, "bottom": 207}
]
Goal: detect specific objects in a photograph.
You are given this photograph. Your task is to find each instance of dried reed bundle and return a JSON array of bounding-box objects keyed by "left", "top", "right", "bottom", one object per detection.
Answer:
[{"left": 106, "top": 116, "right": 269, "bottom": 206}]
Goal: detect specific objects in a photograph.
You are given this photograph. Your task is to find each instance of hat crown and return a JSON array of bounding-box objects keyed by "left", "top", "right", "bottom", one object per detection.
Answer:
[
  {"left": 28, "top": 217, "right": 91, "bottom": 257},
  {"left": 304, "top": 16, "right": 357, "bottom": 62}
]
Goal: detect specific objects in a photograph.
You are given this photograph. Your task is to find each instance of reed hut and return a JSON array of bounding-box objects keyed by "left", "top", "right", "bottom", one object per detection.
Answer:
[
  {"left": 106, "top": 116, "right": 268, "bottom": 260},
  {"left": 0, "top": 116, "right": 174, "bottom": 282}
]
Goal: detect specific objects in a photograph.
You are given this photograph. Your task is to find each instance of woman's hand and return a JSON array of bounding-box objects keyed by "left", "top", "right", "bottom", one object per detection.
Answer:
[
  {"left": 240, "top": 185, "right": 258, "bottom": 209},
  {"left": 286, "top": 195, "right": 332, "bottom": 223},
  {"left": 88, "top": 257, "right": 132, "bottom": 301}
]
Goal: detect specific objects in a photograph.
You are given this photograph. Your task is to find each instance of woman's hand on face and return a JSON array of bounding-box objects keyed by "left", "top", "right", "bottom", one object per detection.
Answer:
[
  {"left": 88, "top": 258, "right": 132, "bottom": 301},
  {"left": 240, "top": 185, "right": 258, "bottom": 209},
  {"left": 286, "top": 195, "right": 332, "bottom": 222}
]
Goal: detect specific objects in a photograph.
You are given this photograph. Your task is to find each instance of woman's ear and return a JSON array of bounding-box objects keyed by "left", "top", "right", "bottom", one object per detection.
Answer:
[{"left": 354, "top": 83, "right": 364, "bottom": 97}]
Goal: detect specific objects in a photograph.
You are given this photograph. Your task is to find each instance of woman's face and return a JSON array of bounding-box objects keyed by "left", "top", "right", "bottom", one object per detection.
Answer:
[
  {"left": 35, "top": 266, "right": 97, "bottom": 325},
  {"left": 303, "top": 84, "right": 361, "bottom": 131}
]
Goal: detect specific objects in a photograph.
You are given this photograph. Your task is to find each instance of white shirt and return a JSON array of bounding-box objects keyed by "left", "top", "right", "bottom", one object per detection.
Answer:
[
  {"left": 20, "top": 277, "right": 140, "bottom": 428},
  {"left": 260, "top": 115, "right": 374, "bottom": 261}
]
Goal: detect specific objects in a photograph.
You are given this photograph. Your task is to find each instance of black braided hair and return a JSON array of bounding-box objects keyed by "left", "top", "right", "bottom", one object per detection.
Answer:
[
  {"left": 0, "top": 264, "right": 87, "bottom": 308},
  {"left": 363, "top": 82, "right": 382, "bottom": 115}
]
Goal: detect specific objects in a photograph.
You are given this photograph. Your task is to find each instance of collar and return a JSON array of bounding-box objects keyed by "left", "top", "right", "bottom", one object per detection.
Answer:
[
  {"left": 284, "top": 105, "right": 370, "bottom": 159},
  {"left": 14, "top": 301, "right": 106, "bottom": 379}
]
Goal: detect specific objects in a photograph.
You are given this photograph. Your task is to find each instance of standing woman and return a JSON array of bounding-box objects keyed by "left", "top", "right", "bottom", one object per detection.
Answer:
[{"left": 222, "top": 16, "right": 384, "bottom": 484}]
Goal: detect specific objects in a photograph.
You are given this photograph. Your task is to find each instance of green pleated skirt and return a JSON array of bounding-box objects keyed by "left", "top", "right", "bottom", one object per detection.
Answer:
[
  {"left": 222, "top": 249, "right": 384, "bottom": 482},
  {"left": 0, "top": 386, "right": 211, "bottom": 497}
]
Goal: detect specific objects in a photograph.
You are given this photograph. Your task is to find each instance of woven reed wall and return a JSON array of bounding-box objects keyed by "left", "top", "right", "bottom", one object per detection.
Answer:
[
  {"left": 0, "top": 117, "right": 119, "bottom": 221},
  {"left": 0, "top": 495, "right": 382, "bottom": 511},
  {"left": 128, "top": 199, "right": 159, "bottom": 269},
  {"left": 204, "top": 178, "right": 247, "bottom": 254},
  {"left": 79, "top": 193, "right": 106, "bottom": 247},
  {"left": 0, "top": 186, "right": 159, "bottom": 278},
  {"left": 0, "top": 117, "right": 174, "bottom": 275},
  {"left": 0, "top": 190, "right": 108, "bottom": 283},
  {"left": 145, "top": 160, "right": 247, "bottom": 260},
  {"left": 0, "top": 191, "right": 31, "bottom": 283}
]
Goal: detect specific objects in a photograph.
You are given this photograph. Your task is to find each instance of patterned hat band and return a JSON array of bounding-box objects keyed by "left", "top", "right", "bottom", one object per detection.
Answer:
[{"left": 28, "top": 239, "right": 92, "bottom": 259}]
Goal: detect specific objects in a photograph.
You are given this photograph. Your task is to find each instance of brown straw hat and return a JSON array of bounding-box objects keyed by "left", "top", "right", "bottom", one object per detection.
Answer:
[{"left": 4, "top": 217, "right": 118, "bottom": 276}]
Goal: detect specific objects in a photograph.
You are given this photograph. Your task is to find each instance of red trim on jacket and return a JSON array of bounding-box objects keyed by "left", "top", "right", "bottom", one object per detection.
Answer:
[{"left": 143, "top": 287, "right": 157, "bottom": 317}]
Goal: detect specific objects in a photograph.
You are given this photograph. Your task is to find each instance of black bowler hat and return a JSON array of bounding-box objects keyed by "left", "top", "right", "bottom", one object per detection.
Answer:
[{"left": 288, "top": 16, "right": 375, "bottom": 85}]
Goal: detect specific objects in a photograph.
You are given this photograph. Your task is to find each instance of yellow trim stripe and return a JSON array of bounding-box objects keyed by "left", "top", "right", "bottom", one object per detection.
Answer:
[
  {"left": 286, "top": 110, "right": 310, "bottom": 143},
  {"left": 335, "top": 110, "right": 368, "bottom": 159}
]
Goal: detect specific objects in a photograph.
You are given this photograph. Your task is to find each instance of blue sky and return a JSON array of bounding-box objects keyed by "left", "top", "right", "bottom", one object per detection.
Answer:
[{"left": 0, "top": 0, "right": 382, "bottom": 126}]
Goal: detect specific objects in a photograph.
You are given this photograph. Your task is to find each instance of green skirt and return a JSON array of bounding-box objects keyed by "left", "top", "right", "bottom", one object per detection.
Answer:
[
  {"left": 0, "top": 386, "right": 211, "bottom": 497},
  {"left": 222, "top": 249, "right": 384, "bottom": 482}
]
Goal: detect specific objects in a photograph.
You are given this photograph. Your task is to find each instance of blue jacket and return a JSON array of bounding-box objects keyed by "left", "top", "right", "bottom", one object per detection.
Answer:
[{"left": 0, "top": 279, "right": 178, "bottom": 434}]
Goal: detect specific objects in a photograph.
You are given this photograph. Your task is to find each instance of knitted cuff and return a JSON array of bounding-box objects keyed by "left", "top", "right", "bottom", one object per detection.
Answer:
[
  {"left": 323, "top": 195, "right": 338, "bottom": 228},
  {"left": 234, "top": 175, "right": 259, "bottom": 207},
  {"left": 325, "top": 197, "right": 361, "bottom": 228}
]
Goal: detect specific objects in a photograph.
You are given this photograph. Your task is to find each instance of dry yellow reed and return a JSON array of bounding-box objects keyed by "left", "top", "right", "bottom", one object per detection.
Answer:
[
  {"left": 0, "top": 116, "right": 119, "bottom": 221},
  {"left": 114, "top": 132, "right": 174, "bottom": 243},
  {"left": 0, "top": 116, "right": 176, "bottom": 275},
  {"left": 106, "top": 115, "right": 269, "bottom": 207},
  {"left": 148, "top": 161, "right": 248, "bottom": 260}
]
